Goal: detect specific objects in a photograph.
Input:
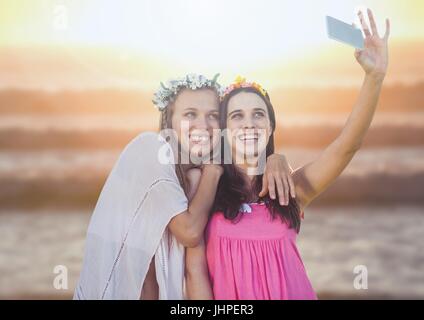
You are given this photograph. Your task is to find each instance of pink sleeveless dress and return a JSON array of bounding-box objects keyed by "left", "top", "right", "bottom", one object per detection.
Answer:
[{"left": 205, "top": 202, "right": 317, "bottom": 300}]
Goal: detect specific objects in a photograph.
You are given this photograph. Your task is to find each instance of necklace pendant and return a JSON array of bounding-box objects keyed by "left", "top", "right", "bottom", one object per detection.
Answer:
[{"left": 240, "top": 203, "right": 252, "bottom": 213}]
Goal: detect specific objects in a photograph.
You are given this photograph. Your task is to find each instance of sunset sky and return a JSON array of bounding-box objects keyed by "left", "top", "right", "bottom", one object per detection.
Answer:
[{"left": 0, "top": 0, "right": 423, "bottom": 89}]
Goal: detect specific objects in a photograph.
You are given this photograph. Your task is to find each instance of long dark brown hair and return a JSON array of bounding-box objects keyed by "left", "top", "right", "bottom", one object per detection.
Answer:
[{"left": 213, "top": 87, "right": 301, "bottom": 233}]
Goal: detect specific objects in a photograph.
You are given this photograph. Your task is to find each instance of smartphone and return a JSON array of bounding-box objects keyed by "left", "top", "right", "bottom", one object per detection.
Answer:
[{"left": 326, "top": 15, "right": 364, "bottom": 49}]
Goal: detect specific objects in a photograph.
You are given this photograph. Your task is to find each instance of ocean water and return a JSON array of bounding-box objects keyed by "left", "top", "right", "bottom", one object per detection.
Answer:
[
  {"left": 1, "top": 147, "right": 424, "bottom": 179},
  {"left": 0, "top": 111, "right": 423, "bottom": 298},
  {"left": 1, "top": 112, "right": 424, "bottom": 130},
  {"left": 0, "top": 206, "right": 423, "bottom": 299}
]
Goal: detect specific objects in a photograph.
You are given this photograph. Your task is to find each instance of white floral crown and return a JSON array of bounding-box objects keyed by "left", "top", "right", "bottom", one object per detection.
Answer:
[{"left": 152, "top": 73, "right": 223, "bottom": 111}]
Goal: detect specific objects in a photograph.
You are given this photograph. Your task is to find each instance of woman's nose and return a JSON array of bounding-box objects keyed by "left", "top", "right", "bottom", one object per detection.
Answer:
[
  {"left": 243, "top": 116, "right": 255, "bottom": 129},
  {"left": 191, "top": 115, "right": 208, "bottom": 130}
]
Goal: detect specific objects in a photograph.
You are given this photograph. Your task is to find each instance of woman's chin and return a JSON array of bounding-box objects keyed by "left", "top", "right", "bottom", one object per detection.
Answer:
[
  {"left": 187, "top": 148, "right": 212, "bottom": 163},
  {"left": 232, "top": 149, "right": 267, "bottom": 166}
]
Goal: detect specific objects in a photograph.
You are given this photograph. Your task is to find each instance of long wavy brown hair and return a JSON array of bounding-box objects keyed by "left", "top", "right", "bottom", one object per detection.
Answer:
[
  {"left": 158, "top": 99, "right": 190, "bottom": 251},
  {"left": 158, "top": 101, "right": 189, "bottom": 196},
  {"left": 212, "top": 86, "right": 301, "bottom": 232}
]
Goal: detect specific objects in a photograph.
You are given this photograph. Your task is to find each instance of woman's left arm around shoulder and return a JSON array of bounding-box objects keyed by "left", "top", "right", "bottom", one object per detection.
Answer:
[{"left": 259, "top": 154, "right": 296, "bottom": 206}]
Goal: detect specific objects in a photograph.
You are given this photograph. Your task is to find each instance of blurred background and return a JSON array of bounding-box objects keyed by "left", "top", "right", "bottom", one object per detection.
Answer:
[{"left": 0, "top": 0, "right": 423, "bottom": 299}]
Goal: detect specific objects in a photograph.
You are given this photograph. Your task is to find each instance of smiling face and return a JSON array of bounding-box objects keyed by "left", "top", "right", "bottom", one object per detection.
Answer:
[
  {"left": 226, "top": 91, "right": 273, "bottom": 165},
  {"left": 170, "top": 88, "right": 220, "bottom": 160}
]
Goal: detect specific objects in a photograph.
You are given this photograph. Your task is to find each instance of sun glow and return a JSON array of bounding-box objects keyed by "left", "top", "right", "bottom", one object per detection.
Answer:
[
  {"left": 0, "top": 1, "right": 369, "bottom": 65},
  {"left": 0, "top": 0, "right": 422, "bottom": 89}
]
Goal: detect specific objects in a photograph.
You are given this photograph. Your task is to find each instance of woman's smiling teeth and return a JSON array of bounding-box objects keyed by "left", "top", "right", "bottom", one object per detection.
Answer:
[
  {"left": 190, "top": 133, "right": 210, "bottom": 144},
  {"left": 238, "top": 133, "right": 259, "bottom": 142}
]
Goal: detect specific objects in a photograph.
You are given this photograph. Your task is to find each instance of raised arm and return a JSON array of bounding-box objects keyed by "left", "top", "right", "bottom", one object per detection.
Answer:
[{"left": 294, "top": 9, "right": 390, "bottom": 210}]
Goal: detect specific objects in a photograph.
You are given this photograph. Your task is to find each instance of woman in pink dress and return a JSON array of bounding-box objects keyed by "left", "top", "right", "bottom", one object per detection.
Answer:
[{"left": 185, "top": 8, "right": 390, "bottom": 300}]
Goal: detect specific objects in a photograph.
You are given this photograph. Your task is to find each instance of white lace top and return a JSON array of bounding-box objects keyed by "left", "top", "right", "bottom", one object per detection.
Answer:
[{"left": 73, "top": 132, "right": 188, "bottom": 299}]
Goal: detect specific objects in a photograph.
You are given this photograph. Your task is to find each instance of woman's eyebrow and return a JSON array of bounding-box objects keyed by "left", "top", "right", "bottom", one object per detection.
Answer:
[
  {"left": 183, "top": 107, "right": 197, "bottom": 112},
  {"left": 228, "top": 109, "right": 242, "bottom": 117},
  {"left": 252, "top": 107, "right": 266, "bottom": 112}
]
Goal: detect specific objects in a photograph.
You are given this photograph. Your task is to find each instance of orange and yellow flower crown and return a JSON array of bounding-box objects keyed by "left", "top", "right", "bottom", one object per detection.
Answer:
[{"left": 221, "top": 76, "right": 268, "bottom": 100}]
